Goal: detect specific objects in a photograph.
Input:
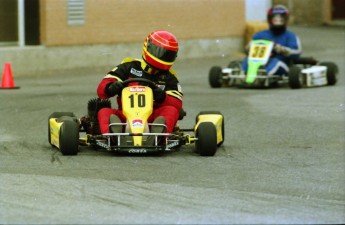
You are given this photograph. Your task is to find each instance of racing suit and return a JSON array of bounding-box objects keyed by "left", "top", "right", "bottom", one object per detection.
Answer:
[
  {"left": 242, "top": 29, "right": 302, "bottom": 76},
  {"left": 97, "top": 58, "right": 183, "bottom": 134}
]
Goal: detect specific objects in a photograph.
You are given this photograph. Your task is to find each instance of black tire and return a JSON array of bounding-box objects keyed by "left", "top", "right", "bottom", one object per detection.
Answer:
[
  {"left": 320, "top": 62, "right": 338, "bottom": 85},
  {"left": 195, "top": 111, "right": 224, "bottom": 147},
  {"left": 48, "top": 112, "right": 76, "bottom": 145},
  {"left": 288, "top": 66, "right": 302, "bottom": 89},
  {"left": 209, "top": 66, "right": 223, "bottom": 88},
  {"left": 59, "top": 117, "right": 79, "bottom": 155},
  {"left": 195, "top": 122, "right": 217, "bottom": 156}
]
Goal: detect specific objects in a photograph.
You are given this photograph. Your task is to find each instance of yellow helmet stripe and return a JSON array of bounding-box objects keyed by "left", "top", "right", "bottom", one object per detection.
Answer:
[
  {"left": 143, "top": 47, "right": 174, "bottom": 66},
  {"left": 150, "top": 33, "right": 178, "bottom": 50}
]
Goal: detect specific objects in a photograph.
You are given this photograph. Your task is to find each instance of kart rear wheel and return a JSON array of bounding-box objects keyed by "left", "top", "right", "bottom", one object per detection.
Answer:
[
  {"left": 288, "top": 66, "right": 302, "bottom": 89},
  {"left": 209, "top": 66, "right": 223, "bottom": 88},
  {"left": 195, "top": 122, "right": 217, "bottom": 156},
  {"left": 320, "top": 62, "right": 338, "bottom": 85},
  {"left": 59, "top": 116, "right": 79, "bottom": 155},
  {"left": 48, "top": 112, "right": 76, "bottom": 146},
  {"left": 196, "top": 111, "right": 224, "bottom": 147}
]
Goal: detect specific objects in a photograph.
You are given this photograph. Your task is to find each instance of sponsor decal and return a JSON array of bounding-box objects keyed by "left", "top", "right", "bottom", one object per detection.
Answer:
[
  {"left": 167, "top": 141, "right": 179, "bottom": 149},
  {"left": 177, "top": 83, "right": 182, "bottom": 92},
  {"left": 156, "top": 85, "right": 165, "bottom": 90},
  {"left": 129, "top": 149, "right": 147, "bottom": 153},
  {"left": 130, "top": 68, "right": 143, "bottom": 77},
  {"left": 97, "top": 140, "right": 110, "bottom": 149},
  {"left": 129, "top": 87, "right": 146, "bottom": 92},
  {"left": 132, "top": 119, "right": 144, "bottom": 128}
]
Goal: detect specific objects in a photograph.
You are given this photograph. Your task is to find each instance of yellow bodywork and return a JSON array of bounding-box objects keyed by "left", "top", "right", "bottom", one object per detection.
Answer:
[
  {"left": 195, "top": 114, "right": 223, "bottom": 144},
  {"left": 49, "top": 118, "right": 63, "bottom": 148},
  {"left": 121, "top": 86, "right": 153, "bottom": 146}
]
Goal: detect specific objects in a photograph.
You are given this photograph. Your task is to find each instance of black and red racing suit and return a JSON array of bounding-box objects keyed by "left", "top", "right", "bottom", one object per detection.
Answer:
[{"left": 97, "top": 58, "right": 183, "bottom": 134}]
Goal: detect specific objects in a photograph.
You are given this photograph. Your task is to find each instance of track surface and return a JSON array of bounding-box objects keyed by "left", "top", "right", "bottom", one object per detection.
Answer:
[{"left": 1, "top": 26, "right": 344, "bottom": 224}]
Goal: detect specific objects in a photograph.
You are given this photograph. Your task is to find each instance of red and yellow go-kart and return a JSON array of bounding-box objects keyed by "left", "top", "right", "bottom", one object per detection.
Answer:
[{"left": 48, "top": 78, "right": 224, "bottom": 156}]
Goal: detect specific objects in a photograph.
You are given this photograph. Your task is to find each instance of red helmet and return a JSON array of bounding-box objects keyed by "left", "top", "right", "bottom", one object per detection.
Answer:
[
  {"left": 267, "top": 5, "right": 289, "bottom": 34},
  {"left": 142, "top": 30, "right": 178, "bottom": 71}
]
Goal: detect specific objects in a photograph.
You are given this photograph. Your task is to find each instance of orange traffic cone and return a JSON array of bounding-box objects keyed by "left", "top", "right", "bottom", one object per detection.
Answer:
[{"left": 1, "top": 63, "right": 20, "bottom": 89}]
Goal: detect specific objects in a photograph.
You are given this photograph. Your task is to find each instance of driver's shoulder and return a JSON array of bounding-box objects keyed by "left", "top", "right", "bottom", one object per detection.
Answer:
[
  {"left": 168, "top": 68, "right": 178, "bottom": 77},
  {"left": 285, "top": 30, "right": 298, "bottom": 38},
  {"left": 254, "top": 29, "right": 270, "bottom": 38},
  {"left": 120, "top": 57, "right": 141, "bottom": 64}
]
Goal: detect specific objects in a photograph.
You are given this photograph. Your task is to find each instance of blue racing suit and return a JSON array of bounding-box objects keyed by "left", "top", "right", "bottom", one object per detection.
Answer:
[{"left": 242, "top": 29, "right": 302, "bottom": 76}]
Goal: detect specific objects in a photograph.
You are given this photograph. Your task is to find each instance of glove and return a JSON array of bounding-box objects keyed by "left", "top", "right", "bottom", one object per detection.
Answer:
[
  {"left": 105, "top": 81, "right": 124, "bottom": 97},
  {"left": 153, "top": 87, "right": 166, "bottom": 103},
  {"left": 274, "top": 44, "right": 289, "bottom": 56}
]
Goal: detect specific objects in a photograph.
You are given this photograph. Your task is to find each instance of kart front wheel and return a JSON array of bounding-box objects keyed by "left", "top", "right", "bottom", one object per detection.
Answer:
[
  {"left": 195, "top": 122, "right": 217, "bottom": 156},
  {"left": 320, "top": 62, "right": 338, "bottom": 85},
  {"left": 209, "top": 66, "right": 223, "bottom": 88},
  {"left": 196, "top": 111, "right": 224, "bottom": 147},
  {"left": 288, "top": 66, "right": 302, "bottom": 89},
  {"left": 58, "top": 116, "right": 79, "bottom": 155},
  {"left": 48, "top": 112, "right": 76, "bottom": 146}
]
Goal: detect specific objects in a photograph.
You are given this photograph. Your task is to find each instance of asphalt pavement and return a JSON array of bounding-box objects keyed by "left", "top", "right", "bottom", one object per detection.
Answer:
[{"left": 0, "top": 25, "right": 344, "bottom": 224}]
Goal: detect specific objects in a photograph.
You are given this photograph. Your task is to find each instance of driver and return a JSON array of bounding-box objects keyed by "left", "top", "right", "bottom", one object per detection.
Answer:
[
  {"left": 242, "top": 5, "right": 302, "bottom": 76},
  {"left": 96, "top": 30, "right": 183, "bottom": 138}
]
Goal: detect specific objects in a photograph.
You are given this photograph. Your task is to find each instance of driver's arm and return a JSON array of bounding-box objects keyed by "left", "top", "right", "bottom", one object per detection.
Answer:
[
  {"left": 97, "top": 74, "right": 122, "bottom": 99},
  {"left": 162, "top": 90, "right": 183, "bottom": 112},
  {"left": 275, "top": 33, "right": 302, "bottom": 58},
  {"left": 156, "top": 74, "right": 183, "bottom": 113},
  {"left": 97, "top": 64, "right": 127, "bottom": 99},
  {"left": 284, "top": 33, "right": 302, "bottom": 59}
]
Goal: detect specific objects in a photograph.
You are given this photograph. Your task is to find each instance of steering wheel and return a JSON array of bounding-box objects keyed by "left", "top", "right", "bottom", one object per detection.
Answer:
[{"left": 121, "top": 78, "right": 157, "bottom": 90}]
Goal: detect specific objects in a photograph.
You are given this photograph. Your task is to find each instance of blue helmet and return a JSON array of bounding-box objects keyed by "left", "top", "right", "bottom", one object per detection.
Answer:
[{"left": 267, "top": 5, "right": 289, "bottom": 34}]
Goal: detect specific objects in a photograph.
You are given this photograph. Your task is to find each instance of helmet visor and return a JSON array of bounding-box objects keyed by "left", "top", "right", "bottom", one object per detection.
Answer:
[{"left": 147, "top": 39, "right": 177, "bottom": 63}]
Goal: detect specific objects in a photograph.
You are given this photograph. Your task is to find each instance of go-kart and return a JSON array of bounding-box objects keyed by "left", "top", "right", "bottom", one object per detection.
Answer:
[
  {"left": 48, "top": 78, "right": 224, "bottom": 156},
  {"left": 209, "top": 39, "right": 339, "bottom": 89}
]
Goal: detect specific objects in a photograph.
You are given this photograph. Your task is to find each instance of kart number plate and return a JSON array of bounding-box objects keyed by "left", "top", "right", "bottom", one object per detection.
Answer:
[{"left": 249, "top": 44, "right": 269, "bottom": 60}]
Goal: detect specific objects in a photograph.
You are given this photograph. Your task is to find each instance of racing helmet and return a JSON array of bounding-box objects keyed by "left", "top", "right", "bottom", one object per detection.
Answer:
[
  {"left": 267, "top": 5, "right": 289, "bottom": 34},
  {"left": 142, "top": 30, "right": 179, "bottom": 71}
]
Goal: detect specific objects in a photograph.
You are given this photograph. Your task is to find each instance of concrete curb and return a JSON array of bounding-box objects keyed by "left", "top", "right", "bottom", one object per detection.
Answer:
[{"left": 0, "top": 37, "right": 243, "bottom": 77}]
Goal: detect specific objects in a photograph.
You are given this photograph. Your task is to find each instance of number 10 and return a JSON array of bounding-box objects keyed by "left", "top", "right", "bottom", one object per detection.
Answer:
[{"left": 129, "top": 94, "right": 146, "bottom": 107}]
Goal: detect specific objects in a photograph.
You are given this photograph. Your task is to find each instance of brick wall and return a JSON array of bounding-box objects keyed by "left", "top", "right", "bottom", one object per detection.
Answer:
[
  {"left": 40, "top": 0, "right": 245, "bottom": 46},
  {"left": 272, "top": 0, "right": 328, "bottom": 25},
  {"left": 292, "top": 0, "right": 325, "bottom": 25}
]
